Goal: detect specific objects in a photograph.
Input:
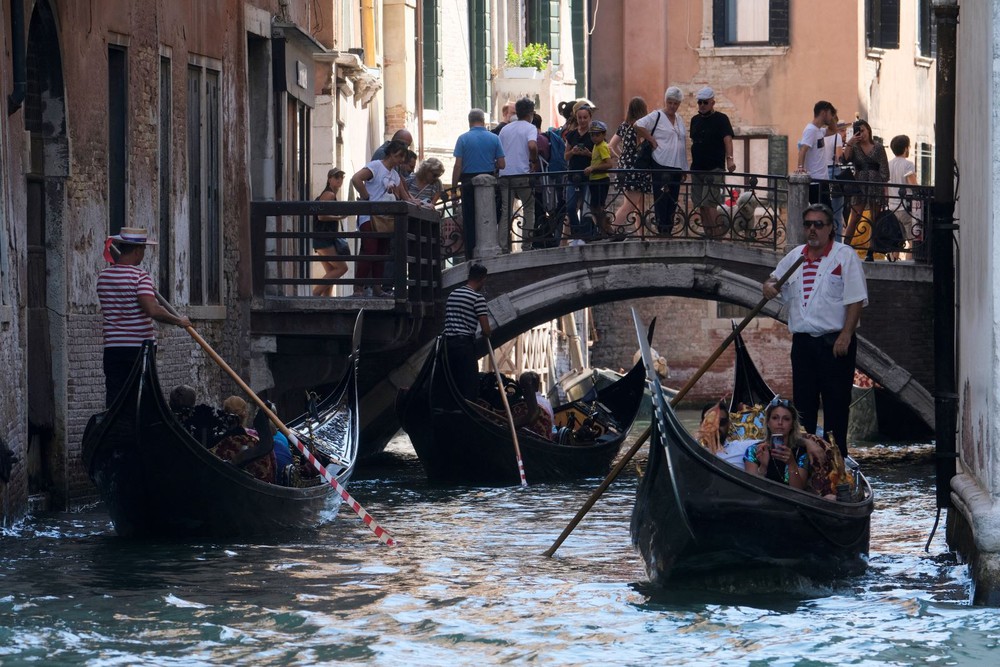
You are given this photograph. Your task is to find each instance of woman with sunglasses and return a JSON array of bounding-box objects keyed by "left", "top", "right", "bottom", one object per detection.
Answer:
[{"left": 743, "top": 399, "right": 849, "bottom": 499}]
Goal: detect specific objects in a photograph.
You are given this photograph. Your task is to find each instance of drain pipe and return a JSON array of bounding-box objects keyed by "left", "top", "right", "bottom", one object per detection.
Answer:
[
  {"left": 932, "top": 0, "right": 959, "bottom": 510},
  {"left": 7, "top": 0, "right": 26, "bottom": 116}
]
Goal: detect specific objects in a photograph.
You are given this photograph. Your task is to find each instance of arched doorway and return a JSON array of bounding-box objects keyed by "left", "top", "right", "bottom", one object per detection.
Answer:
[{"left": 25, "top": 0, "right": 68, "bottom": 506}]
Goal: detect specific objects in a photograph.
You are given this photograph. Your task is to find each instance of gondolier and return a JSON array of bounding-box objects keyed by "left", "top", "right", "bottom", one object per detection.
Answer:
[
  {"left": 442, "top": 263, "right": 491, "bottom": 400},
  {"left": 762, "top": 203, "right": 868, "bottom": 456},
  {"left": 98, "top": 227, "right": 191, "bottom": 407}
]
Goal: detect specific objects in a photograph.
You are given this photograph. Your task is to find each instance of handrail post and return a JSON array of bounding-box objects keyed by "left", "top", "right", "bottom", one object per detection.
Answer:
[
  {"left": 394, "top": 207, "right": 407, "bottom": 302},
  {"left": 250, "top": 204, "right": 265, "bottom": 300},
  {"left": 473, "top": 174, "right": 500, "bottom": 259},
  {"left": 786, "top": 173, "right": 811, "bottom": 250}
]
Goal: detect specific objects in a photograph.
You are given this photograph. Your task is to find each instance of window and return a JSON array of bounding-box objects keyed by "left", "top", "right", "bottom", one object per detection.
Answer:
[
  {"left": 468, "top": 0, "right": 492, "bottom": 112},
  {"left": 158, "top": 56, "right": 171, "bottom": 297},
  {"left": 916, "top": 142, "right": 934, "bottom": 186},
  {"left": 866, "top": 0, "right": 900, "bottom": 50},
  {"left": 526, "top": 0, "right": 561, "bottom": 66},
  {"left": 713, "top": 0, "right": 789, "bottom": 47},
  {"left": 108, "top": 46, "right": 128, "bottom": 237},
  {"left": 918, "top": 0, "right": 936, "bottom": 58},
  {"left": 187, "top": 62, "right": 222, "bottom": 306},
  {"left": 422, "top": 0, "right": 442, "bottom": 110}
]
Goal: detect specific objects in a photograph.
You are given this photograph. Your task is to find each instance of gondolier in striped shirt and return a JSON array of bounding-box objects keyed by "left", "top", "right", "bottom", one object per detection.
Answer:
[
  {"left": 97, "top": 227, "right": 191, "bottom": 407},
  {"left": 762, "top": 203, "right": 868, "bottom": 457},
  {"left": 443, "top": 263, "right": 491, "bottom": 400}
]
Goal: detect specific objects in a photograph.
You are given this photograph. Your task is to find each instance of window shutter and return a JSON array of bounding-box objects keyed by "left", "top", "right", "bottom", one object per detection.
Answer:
[
  {"left": 768, "top": 0, "right": 789, "bottom": 46},
  {"left": 713, "top": 0, "right": 726, "bottom": 47},
  {"left": 468, "top": 0, "right": 492, "bottom": 112},
  {"left": 570, "top": 0, "right": 586, "bottom": 98},
  {"left": 423, "top": 0, "right": 441, "bottom": 110},
  {"left": 879, "top": 0, "right": 900, "bottom": 49}
]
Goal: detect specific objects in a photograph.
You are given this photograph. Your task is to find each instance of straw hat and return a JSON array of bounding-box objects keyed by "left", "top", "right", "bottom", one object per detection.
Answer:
[{"left": 108, "top": 227, "right": 157, "bottom": 245}]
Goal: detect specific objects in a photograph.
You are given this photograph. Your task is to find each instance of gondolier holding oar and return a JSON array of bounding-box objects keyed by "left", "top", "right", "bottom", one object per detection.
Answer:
[
  {"left": 98, "top": 228, "right": 191, "bottom": 407},
  {"left": 443, "top": 263, "right": 491, "bottom": 400},
  {"left": 763, "top": 203, "right": 868, "bottom": 457}
]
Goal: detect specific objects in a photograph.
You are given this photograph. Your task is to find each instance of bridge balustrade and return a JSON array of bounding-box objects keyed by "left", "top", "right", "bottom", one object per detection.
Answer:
[
  {"left": 437, "top": 169, "right": 932, "bottom": 263},
  {"left": 249, "top": 200, "right": 441, "bottom": 312}
]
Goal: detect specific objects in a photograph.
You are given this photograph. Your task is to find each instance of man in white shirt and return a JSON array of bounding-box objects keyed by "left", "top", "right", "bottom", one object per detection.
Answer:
[
  {"left": 762, "top": 203, "right": 868, "bottom": 456},
  {"left": 797, "top": 101, "right": 837, "bottom": 208},
  {"left": 498, "top": 98, "right": 540, "bottom": 251}
]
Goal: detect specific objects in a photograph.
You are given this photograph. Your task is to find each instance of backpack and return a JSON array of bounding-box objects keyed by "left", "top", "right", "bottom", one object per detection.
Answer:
[
  {"left": 872, "top": 209, "right": 906, "bottom": 255},
  {"left": 544, "top": 128, "right": 566, "bottom": 173}
]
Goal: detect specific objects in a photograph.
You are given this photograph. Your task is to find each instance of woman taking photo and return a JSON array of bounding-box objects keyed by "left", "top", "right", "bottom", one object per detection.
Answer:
[
  {"left": 312, "top": 168, "right": 349, "bottom": 297},
  {"left": 841, "top": 119, "right": 890, "bottom": 260},
  {"left": 350, "top": 140, "right": 409, "bottom": 297},
  {"left": 608, "top": 96, "right": 652, "bottom": 236},
  {"left": 742, "top": 399, "right": 848, "bottom": 499}
]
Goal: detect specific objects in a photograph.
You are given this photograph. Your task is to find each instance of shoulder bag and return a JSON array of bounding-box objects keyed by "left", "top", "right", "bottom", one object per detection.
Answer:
[{"left": 633, "top": 112, "right": 661, "bottom": 170}]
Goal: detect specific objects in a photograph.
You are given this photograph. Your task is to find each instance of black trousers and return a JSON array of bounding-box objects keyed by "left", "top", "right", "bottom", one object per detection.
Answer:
[
  {"left": 791, "top": 332, "right": 856, "bottom": 457},
  {"left": 104, "top": 346, "right": 143, "bottom": 408},
  {"left": 445, "top": 335, "right": 479, "bottom": 401},
  {"left": 651, "top": 166, "right": 682, "bottom": 235}
]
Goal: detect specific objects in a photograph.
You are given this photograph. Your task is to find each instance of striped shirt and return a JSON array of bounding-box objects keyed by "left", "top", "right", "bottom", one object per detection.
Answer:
[
  {"left": 800, "top": 242, "right": 832, "bottom": 306},
  {"left": 97, "top": 264, "right": 157, "bottom": 347},
  {"left": 443, "top": 285, "right": 488, "bottom": 337}
]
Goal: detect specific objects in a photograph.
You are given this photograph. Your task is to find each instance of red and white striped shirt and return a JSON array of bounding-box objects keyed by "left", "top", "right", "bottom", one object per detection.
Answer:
[
  {"left": 97, "top": 265, "right": 157, "bottom": 347},
  {"left": 799, "top": 242, "right": 833, "bottom": 306}
]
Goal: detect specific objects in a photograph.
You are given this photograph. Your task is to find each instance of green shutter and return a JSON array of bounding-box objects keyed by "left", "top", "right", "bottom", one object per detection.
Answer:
[
  {"left": 469, "top": 0, "right": 492, "bottom": 112},
  {"left": 423, "top": 0, "right": 442, "bottom": 110},
  {"left": 527, "top": 0, "right": 561, "bottom": 66},
  {"left": 570, "top": 0, "right": 586, "bottom": 98}
]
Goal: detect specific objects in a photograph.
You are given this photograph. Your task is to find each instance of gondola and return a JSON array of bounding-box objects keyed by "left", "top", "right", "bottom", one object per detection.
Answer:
[
  {"left": 630, "top": 311, "right": 874, "bottom": 584},
  {"left": 397, "top": 332, "right": 648, "bottom": 485},
  {"left": 82, "top": 323, "right": 361, "bottom": 539}
]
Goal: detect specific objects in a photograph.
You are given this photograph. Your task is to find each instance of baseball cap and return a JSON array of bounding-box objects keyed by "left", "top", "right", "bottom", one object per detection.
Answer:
[
  {"left": 696, "top": 86, "right": 715, "bottom": 101},
  {"left": 589, "top": 120, "right": 608, "bottom": 134}
]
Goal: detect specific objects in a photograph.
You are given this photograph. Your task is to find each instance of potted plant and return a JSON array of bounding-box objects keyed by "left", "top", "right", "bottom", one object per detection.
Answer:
[{"left": 503, "top": 42, "right": 550, "bottom": 79}]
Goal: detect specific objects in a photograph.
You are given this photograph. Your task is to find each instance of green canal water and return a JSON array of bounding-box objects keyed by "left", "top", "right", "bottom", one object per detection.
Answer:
[{"left": 0, "top": 431, "right": 996, "bottom": 665}]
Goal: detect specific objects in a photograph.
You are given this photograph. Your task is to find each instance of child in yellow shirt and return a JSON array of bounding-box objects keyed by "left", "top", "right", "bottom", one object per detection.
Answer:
[{"left": 584, "top": 120, "right": 614, "bottom": 238}]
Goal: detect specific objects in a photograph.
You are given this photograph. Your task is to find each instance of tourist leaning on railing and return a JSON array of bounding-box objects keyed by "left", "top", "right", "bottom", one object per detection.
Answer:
[
  {"left": 351, "top": 140, "right": 409, "bottom": 297},
  {"left": 634, "top": 86, "right": 688, "bottom": 236}
]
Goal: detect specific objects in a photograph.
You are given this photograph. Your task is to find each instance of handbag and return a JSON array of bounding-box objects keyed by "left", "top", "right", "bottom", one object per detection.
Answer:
[
  {"left": 369, "top": 214, "right": 396, "bottom": 233},
  {"left": 633, "top": 112, "right": 661, "bottom": 170},
  {"left": 832, "top": 163, "right": 861, "bottom": 197}
]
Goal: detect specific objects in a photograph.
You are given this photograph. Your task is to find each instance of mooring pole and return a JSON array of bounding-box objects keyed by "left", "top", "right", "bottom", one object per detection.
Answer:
[{"left": 932, "top": 0, "right": 959, "bottom": 510}]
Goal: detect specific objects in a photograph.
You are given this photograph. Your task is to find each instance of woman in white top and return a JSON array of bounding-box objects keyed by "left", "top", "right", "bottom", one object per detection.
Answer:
[
  {"left": 634, "top": 86, "right": 688, "bottom": 236},
  {"left": 350, "top": 140, "right": 410, "bottom": 296}
]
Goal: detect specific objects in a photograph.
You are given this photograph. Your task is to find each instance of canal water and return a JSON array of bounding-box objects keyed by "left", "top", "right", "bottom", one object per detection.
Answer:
[{"left": 1, "top": 429, "right": 997, "bottom": 665}]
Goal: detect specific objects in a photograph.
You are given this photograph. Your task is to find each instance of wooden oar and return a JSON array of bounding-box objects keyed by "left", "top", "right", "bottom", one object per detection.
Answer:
[
  {"left": 486, "top": 339, "right": 528, "bottom": 487},
  {"left": 542, "top": 254, "right": 806, "bottom": 557},
  {"left": 156, "top": 294, "right": 396, "bottom": 547}
]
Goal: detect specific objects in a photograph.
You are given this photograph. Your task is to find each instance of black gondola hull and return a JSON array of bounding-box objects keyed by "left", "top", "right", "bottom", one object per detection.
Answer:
[
  {"left": 629, "top": 315, "right": 873, "bottom": 585},
  {"left": 83, "top": 342, "right": 358, "bottom": 539},
  {"left": 398, "top": 338, "right": 646, "bottom": 485}
]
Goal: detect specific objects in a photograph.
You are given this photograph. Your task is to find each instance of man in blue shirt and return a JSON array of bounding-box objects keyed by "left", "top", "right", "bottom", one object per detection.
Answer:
[{"left": 452, "top": 109, "right": 505, "bottom": 260}]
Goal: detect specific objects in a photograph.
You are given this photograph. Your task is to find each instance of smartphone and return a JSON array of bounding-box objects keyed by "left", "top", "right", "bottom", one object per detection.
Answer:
[{"left": 770, "top": 434, "right": 785, "bottom": 449}]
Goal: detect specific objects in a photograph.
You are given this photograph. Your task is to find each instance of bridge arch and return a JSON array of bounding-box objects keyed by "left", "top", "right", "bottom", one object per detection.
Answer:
[{"left": 473, "top": 262, "right": 934, "bottom": 431}]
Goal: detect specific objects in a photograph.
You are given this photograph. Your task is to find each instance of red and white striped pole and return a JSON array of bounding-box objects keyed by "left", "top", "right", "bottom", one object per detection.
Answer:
[{"left": 285, "top": 431, "right": 395, "bottom": 546}]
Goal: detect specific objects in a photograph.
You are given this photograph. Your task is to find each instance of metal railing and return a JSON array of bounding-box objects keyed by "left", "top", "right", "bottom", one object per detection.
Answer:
[{"left": 249, "top": 200, "right": 441, "bottom": 310}]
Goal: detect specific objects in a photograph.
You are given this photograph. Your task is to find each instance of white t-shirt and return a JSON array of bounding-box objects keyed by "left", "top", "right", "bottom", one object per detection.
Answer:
[
  {"left": 772, "top": 242, "right": 869, "bottom": 335},
  {"left": 718, "top": 439, "right": 755, "bottom": 468},
  {"left": 358, "top": 159, "right": 400, "bottom": 226},
  {"left": 798, "top": 123, "right": 828, "bottom": 179},
  {"left": 498, "top": 120, "right": 538, "bottom": 176},
  {"left": 888, "top": 156, "right": 916, "bottom": 201},
  {"left": 821, "top": 131, "right": 842, "bottom": 168},
  {"left": 635, "top": 110, "right": 688, "bottom": 169}
]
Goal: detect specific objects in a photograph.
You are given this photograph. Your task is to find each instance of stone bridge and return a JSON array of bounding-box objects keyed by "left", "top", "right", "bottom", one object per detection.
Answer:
[{"left": 257, "top": 238, "right": 934, "bottom": 455}]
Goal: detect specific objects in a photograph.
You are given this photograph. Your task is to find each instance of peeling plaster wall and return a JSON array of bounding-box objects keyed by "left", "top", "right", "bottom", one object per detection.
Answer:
[
  {"left": 955, "top": 0, "right": 998, "bottom": 497},
  {"left": 0, "top": 4, "right": 29, "bottom": 523}
]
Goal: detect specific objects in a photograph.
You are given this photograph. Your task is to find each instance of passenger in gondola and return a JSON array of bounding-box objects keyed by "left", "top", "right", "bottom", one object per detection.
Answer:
[
  {"left": 168, "top": 385, "right": 197, "bottom": 420},
  {"left": 253, "top": 401, "right": 294, "bottom": 485},
  {"left": 512, "top": 371, "right": 555, "bottom": 440},
  {"left": 210, "top": 396, "right": 276, "bottom": 484},
  {"left": 742, "top": 398, "right": 850, "bottom": 499},
  {"left": 696, "top": 400, "right": 755, "bottom": 468}
]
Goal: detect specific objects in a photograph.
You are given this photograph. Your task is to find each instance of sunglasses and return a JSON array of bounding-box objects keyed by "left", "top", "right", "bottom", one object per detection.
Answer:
[
  {"left": 697, "top": 99, "right": 712, "bottom": 105},
  {"left": 771, "top": 398, "right": 792, "bottom": 409},
  {"left": 802, "top": 220, "right": 830, "bottom": 228}
]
